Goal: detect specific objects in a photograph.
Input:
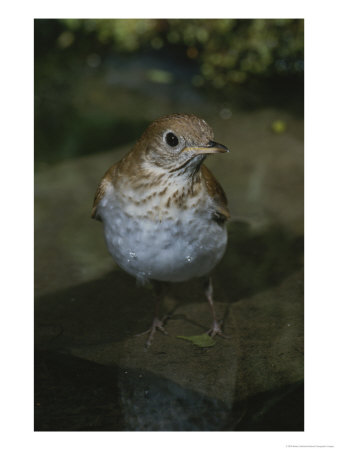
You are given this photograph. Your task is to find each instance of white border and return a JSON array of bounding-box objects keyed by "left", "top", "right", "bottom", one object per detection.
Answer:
[{"left": 1, "top": 1, "right": 337, "bottom": 449}]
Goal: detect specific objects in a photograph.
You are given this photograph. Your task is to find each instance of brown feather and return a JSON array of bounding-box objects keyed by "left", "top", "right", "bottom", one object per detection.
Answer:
[
  {"left": 91, "top": 164, "right": 117, "bottom": 220},
  {"left": 201, "top": 165, "right": 230, "bottom": 223}
]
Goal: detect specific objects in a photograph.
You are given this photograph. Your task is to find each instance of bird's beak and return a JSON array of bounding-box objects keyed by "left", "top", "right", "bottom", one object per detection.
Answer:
[{"left": 183, "top": 140, "right": 230, "bottom": 155}]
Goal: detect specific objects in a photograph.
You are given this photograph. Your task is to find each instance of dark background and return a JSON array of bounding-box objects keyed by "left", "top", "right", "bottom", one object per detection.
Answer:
[{"left": 35, "top": 19, "right": 303, "bottom": 167}]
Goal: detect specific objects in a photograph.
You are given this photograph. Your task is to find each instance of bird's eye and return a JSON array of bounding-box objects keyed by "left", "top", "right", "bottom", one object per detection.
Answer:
[{"left": 165, "top": 132, "right": 179, "bottom": 147}]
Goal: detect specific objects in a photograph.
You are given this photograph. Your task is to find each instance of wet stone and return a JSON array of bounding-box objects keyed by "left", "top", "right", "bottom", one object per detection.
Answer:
[{"left": 35, "top": 107, "right": 303, "bottom": 431}]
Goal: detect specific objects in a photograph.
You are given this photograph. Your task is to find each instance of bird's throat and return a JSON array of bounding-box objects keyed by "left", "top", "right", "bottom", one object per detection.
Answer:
[{"left": 118, "top": 163, "right": 205, "bottom": 221}]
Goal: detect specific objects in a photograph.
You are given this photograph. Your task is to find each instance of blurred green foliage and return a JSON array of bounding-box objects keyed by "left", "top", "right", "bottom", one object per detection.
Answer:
[
  {"left": 35, "top": 19, "right": 303, "bottom": 167},
  {"left": 58, "top": 19, "right": 304, "bottom": 87}
]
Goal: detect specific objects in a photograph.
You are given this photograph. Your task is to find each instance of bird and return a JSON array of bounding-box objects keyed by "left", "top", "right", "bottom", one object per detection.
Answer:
[{"left": 91, "top": 113, "right": 230, "bottom": 347}]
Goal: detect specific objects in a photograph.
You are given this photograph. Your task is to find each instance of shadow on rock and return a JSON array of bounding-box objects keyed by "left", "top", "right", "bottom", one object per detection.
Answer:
[
  {"left": 34, "top": 221, "right": 303, "bottom": 431},
  {"left": 35, "top": 221, "right": 303, "bottom": 349},
  {"left": 35, "top": 350, "right": 303, "bottom": 431},
  {"left": 35, "top": 269, "right": 155, "bottom": 349},
  {"left": 213, "top": 220, "right": 303, "bottom": 303},
  {"left": 35, "top": 350, "right": 236, "bottom": 431},
  {"left": 233, "top": 380, "right": 304, "bottom": 431}
]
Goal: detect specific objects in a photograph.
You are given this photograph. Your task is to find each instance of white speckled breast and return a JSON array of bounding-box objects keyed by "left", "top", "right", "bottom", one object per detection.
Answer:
[{"left": 98, "top": 183, "right": 227, "bottom": 284}]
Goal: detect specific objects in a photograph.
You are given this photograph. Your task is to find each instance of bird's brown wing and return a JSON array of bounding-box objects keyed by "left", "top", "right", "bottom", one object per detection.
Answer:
[
  {"left": 201, "top": 165, "right": 230, "bottom": 224},
  {"left": 91, "top": 164, "right": 117, "bottom": 221}
]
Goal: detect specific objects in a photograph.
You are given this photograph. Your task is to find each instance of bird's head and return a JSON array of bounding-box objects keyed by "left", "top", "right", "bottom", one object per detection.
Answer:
[{"left": 134, "top": 114, "right": 229, "bottom": 176}]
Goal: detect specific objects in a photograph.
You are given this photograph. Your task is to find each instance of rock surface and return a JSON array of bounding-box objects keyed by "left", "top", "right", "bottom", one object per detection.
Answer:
[{"left": 35, "top": 107, "right": 304, "bottom": 431}]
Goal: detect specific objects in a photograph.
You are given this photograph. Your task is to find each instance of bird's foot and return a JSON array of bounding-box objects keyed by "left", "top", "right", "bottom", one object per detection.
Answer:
[
  {"left": 206, "top": 320, "right": 231, "bottom": 339},
  {"left": 136, "top": 316, "right": 169, "bottom": 348}
]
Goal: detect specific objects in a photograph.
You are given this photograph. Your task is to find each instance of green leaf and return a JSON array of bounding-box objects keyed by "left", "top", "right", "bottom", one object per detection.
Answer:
[{"left": 176, "top": 334, "right": 216, "bottom": 347}]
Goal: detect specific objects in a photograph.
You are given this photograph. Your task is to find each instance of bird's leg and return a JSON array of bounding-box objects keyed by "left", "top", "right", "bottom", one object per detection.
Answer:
[
  {"left": 136, "top": 281, "right": 169, "bottom": 348},
  {"left": 204, "top": 276, "right": 226, "bottom": 338}
]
